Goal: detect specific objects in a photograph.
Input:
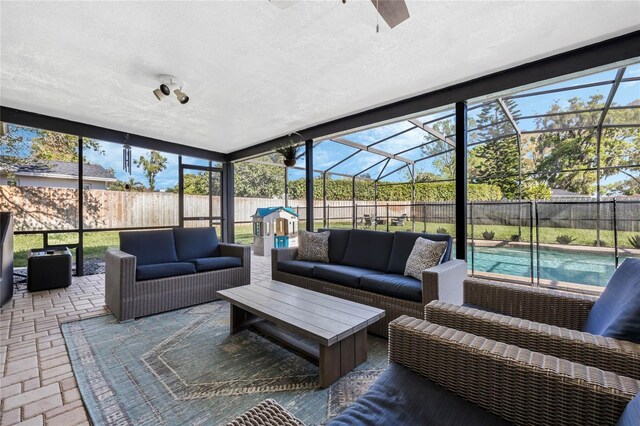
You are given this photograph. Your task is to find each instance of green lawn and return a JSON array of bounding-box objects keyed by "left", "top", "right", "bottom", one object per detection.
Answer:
[{"left": 14, "top": 222, "right": 639, "bottom": 268}]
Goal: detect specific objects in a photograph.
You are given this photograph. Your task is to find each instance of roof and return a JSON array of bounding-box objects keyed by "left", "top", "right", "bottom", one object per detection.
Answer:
[
  {"left": 253, "top": 207, "right": 299, "bottom": 218},
  {"left": 2, "top": 159, "right": 115, "bottom": 181},
  {"left": 551, "top": 189, "right": 588, "bottom": 198}
]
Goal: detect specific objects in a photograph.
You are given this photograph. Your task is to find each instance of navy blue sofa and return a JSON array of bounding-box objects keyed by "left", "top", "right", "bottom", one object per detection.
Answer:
[
  {"left": 272, "top": 228, "right": 467, "bottom": 337},
  {"left": 105, "top": 227, "right": 250, "bottom": 321}
]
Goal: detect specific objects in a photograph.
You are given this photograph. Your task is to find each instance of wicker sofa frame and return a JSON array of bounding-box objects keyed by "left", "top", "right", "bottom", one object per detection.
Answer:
[
  {"left": 423, "top": 277, "right": 640, "bottom": 380},
  {"left": 233, "top": 315, "right": 639, "bottom": 426},
  {"left": 106, "top": 243, "right": 250, "bottom": 322},
  {"left": 272, "top": 246, "right": 467, "bottom": 337}
]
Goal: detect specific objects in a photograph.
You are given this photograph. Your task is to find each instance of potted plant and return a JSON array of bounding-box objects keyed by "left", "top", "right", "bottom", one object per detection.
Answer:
[{"left": 276, "top": 144, "right": 300, "bottom": 167}]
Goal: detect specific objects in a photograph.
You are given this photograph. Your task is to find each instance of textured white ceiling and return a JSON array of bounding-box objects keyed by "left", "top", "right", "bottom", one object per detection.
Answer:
[{"left": 1, "top": 1, "right": 639, "bottom": 154}]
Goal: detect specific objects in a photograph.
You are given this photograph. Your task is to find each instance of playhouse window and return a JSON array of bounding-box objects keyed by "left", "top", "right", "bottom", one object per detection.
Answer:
[{"left": 253, "top": 222, "right": 263, "bottom": 237}]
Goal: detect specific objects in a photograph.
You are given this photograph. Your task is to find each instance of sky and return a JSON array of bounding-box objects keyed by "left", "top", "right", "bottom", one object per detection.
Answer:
[{"left": 4, "top": 63, "right": 639, "bottom": 190}]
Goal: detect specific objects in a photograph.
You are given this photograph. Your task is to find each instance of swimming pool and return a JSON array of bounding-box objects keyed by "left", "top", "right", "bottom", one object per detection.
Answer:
[{"left": 457, "top": 245, "right": 635, "bottom": 287}]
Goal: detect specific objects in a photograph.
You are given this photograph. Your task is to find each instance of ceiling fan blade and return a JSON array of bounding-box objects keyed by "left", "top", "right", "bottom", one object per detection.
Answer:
[{"left": 370, "top": 0, "right": 410, "bottom": 29}]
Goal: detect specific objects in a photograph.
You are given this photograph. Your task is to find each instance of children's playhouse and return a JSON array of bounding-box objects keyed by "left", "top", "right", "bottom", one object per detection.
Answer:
[{"left": 251, "top": 206, "right": 299, "bottom": 256}]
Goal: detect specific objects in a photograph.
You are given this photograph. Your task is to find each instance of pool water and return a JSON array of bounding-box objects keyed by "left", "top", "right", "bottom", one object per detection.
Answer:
[{"left": 454, "top": 245, "right": 635, "bottom": 287}]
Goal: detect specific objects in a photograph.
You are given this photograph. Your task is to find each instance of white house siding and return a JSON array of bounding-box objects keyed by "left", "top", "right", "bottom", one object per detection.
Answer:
[{"left": 0, "top": 175, "right": 108, "bottom": 189}]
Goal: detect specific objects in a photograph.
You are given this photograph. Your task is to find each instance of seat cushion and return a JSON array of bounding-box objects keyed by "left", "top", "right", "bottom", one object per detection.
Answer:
[
  {"left": 387, "top": 232, "right": 452, "bottom": 274},
  {"left": 188, "top": 256, "right": 241, "bottom": 272},
  {"left": 328, "top": 363, "right": 511, "bottom": 426},
  {"left": 341, "top": 229, "right": 395, "bottom": 272},
  {"left": 582, "top": 257, "right": 640, "bottom": 343},
  {"left": 120, "top": 229, "right": 178, "bottom": 266},
  {"left": 173, "top": 227, "right": 220, "bottom": 261},
  {"left": 135, "top": 262, "right": 196, "bottom": 281},
  {"left": 618, "top": 392, "right": 640, "bottom": 426},
  {"left": 277, "top": 260, "right": 325, "bottom": 278},
  {"left": 313, "top": 264, "right": 383, "bottom": 288},
  {"left": 360, "top": 274, "right": 422, "bottom": 302},
  {"left": 319, "top": 228, "right": 351, "bottom": 264}
]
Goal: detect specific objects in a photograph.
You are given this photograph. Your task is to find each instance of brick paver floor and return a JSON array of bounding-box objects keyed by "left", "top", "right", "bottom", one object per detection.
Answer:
[{"left": 0, "top": 254, "right": 272, "bottom": 425}]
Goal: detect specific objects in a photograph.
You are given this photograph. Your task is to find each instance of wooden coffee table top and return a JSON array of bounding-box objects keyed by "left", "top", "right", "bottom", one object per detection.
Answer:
[{"left": 218, "top": 280, "right": 385, "bottom": 346}]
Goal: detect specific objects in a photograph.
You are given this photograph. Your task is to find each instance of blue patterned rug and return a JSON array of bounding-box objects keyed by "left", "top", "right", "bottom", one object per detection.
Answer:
[{"left": 61, "top": 301, "right": 388, "bottom": 425}]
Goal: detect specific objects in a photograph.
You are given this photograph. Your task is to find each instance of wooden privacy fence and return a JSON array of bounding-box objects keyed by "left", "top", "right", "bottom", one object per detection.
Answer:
[{"left": 1, "top": 186, "right": 638, "bottom": 232}]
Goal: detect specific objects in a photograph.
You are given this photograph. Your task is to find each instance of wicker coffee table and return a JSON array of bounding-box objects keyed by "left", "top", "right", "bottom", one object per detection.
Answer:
[{"left": 218, "top": 280, "right": 385, "bottom": 388}]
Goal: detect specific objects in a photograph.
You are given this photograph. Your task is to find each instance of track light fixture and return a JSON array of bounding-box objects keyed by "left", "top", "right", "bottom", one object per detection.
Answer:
[{"left": 152, "top": 75, "right": 189, "bottom": 104}]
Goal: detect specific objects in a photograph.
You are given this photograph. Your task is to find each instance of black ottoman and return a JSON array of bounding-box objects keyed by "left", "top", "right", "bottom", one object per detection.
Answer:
[{"left": 27, "top": 247, "right": 72, "bottom": 292}]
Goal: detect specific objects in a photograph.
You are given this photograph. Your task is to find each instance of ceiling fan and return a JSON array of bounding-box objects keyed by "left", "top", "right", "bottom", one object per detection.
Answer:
[{"left": 269, "top": 0, "right": 410, "bottom": 29}]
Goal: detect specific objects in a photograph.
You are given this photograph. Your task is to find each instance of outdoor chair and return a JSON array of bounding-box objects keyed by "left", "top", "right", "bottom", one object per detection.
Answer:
[
  {"left": 391, "top": 213, "right": 408, "bottom": 226},
  {"left": 424, "top": 257, "right": 640, "bottom": 379},
  {"left": 231, "top": 316, "right": 640, "bottom": 425},
  {"left": 362, "top": 214, "right": 372, "bottom": 229}
]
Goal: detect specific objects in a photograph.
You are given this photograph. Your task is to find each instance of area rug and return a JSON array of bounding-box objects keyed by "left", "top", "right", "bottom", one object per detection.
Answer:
[{"left": 61, "top": 301, "right": 388, "bottom": 425}]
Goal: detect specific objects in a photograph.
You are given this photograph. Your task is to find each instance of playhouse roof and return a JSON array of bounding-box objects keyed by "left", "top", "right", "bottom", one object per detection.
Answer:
[{"left": 253, "top": 206, "right": 299, "bottom": 218}]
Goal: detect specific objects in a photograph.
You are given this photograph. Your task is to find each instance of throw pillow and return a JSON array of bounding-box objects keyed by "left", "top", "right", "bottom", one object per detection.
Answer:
[
  {"left": 404, "top": 237, "right": 448, "bottom": 280},
  {"left": 296, "top": 230, "right": 330, "bottom": 262}
]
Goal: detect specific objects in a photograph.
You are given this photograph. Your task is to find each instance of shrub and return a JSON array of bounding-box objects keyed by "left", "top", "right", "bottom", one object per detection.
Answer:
[
  {"left": 628, "top": 235, "right": 640, "bottom": 249},
  {"left": 482, "top": 230, "right": 495, "bottom": 240},
  {"left": 556, "top": 235, "right": 577, "bottom": 245},
  {"left": 436, "top": 227, "right": 449, "bottom": 235},
  {"left": 592, "top": 240, "right": 608, "bottom": 247},
  {"left": 510, "top": 234, "right": 521, "bottom": 242}
]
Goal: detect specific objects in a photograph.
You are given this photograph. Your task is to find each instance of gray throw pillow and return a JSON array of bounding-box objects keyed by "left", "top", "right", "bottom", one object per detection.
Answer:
[
  {"left": 296, "top": 230, "right": 330, "bottom": 262},
  {"left": 404, "top": 237, "right": 448, "bottom": 280}
]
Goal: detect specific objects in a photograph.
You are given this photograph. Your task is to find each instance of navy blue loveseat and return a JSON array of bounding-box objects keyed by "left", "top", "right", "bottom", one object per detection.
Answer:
[
  {"left": 272, "top": 228, "right": 467, "bottom": 337},
  {"left": 106, "top": 227, "right": 250, "bottom": 321}
]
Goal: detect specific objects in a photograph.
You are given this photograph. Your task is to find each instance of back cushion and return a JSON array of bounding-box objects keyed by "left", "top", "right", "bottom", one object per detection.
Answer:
[
  {"left": 582, "top": 258, "right": 640, "bottom": 343},
  {"left": 119, "top": 229, "right": 178, "bottom": 266},
  {"left": 341, "top": 229, "right": 395, "bottom": 272},
  {"left": 173, "top": 227, "right": 220, "bottom": 261},
  {"left": 617, "top": 392, "right": 640, "bottom": 426},
  {"left": 319, "top": 228, "right": 351, "bottom": 264},
  {"left": 387, "top": 232, "right": 452, "bottom": 274}
]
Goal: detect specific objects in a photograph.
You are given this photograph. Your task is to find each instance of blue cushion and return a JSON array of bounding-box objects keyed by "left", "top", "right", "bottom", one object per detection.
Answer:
[
  {"left": 360, "top": 274, "right": 422, "bottom": 302},
  {"left": 277, "top": 260, "right": 325, "bottom": 278},
  {"left": 341, "top": 230, "right": 395, "bottom": 272},
  {"left": 618, "top": 392, "right": 640, "bottom": 426},
  {"left": 319, "top": 228, "right": 351, "bottom": 264},
  {"left": 387, "top": 231, "right": 452, "bottom": 274},
  {"left": 173, "top": 227, "right": 220, "bottom": 261},
  {"left": 188, "top": 256, "right": 241, "bottom": 272},
  {"left": 120, "top": 229, "right": 178, "bottom": 266},
  {"left": 135, "top": 262, "right": 195, "bottom": 281},
  {"left": 313, "top": 264, "right": 383, "bottom": 288},
  {"left": 582, "top": 258, "right": 640, "bottom": 343},
  {"left": 328, "top": 363, "right": 511, "bottom": 426}
]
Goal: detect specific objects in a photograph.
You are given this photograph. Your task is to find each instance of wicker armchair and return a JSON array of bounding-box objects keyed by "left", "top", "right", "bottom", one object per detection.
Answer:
[
  {"left": 424, "top": 275, "right": 640, "bottom": 380},
  {"left": 232, "top": 316, "right": 640, "bottom": 425}
]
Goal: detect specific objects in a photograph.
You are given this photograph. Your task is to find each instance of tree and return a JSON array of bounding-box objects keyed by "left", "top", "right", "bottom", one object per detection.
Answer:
[
  {"left": 521, "top": 180, "right": 552, "bottom": 200},
  {"left": 1, "top": 124, "right": 104, "bottom": 174},
  {"left": 420, "top": 119, "right": 456, "bottom": 179},
  {"left": 108, "top": 177, "right": 146, "bottom": 192},
  {"left": 134, "top": 150, "right": 168, "bottom": 191},
  {"left": 30, "top": 130, "right": 104, "bottom": 162},
  {"left": 235, "top": 162, "right": 285, "bottom": 198},
  {"left": 469, "top": 100, "right": 521, "bottom": 199}
]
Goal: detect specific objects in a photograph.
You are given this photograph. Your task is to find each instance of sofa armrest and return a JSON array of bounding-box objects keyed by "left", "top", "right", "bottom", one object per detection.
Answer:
[
  {"left": 464, "top": 277, "right": 597, "bottom": 330},
  {"left": 220, "top": 243, "right": 250, "bottom": 264},
  {"left": 105, "top": 249, "right": 136, "bottom": 322},
  {"left": 388, "top": 316, "right": 638, "bottom": 426},
  {"left": 421, "top": 259, "right": 467, "bottom": 305},
  {"left": 271, "top": 247, "right": 298, "bottom": 280},
  {"left": 425, "top": 300, "right": 640, "bottom": 380}
]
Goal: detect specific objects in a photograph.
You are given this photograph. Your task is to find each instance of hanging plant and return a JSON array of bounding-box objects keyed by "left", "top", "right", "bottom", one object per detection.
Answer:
[{"left": 276, "top": 133, "right": 303, "bottom": 167}]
